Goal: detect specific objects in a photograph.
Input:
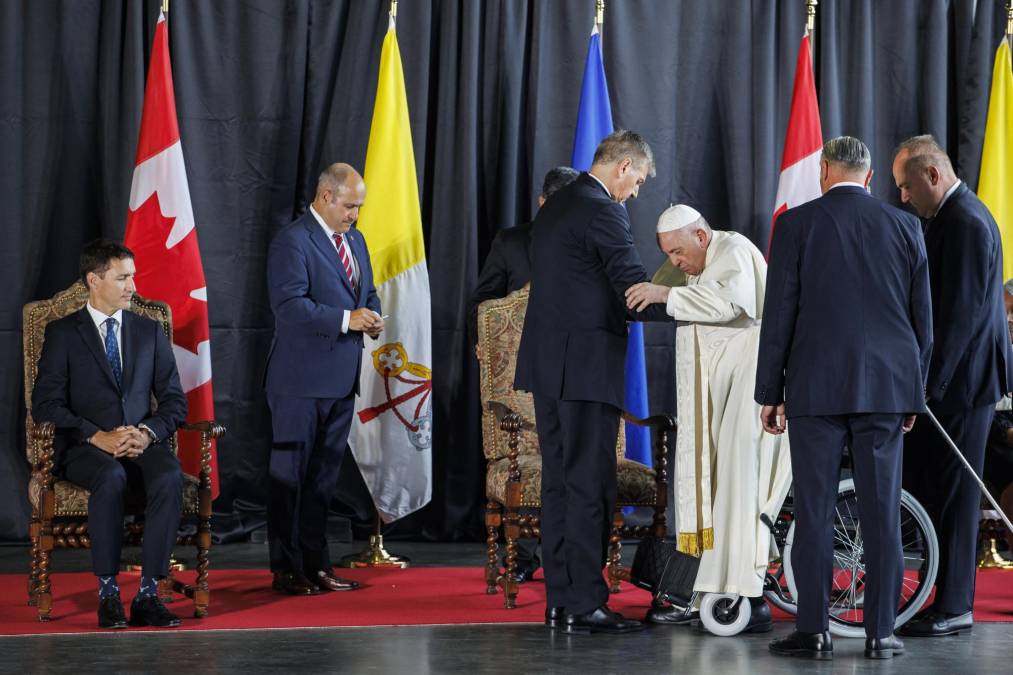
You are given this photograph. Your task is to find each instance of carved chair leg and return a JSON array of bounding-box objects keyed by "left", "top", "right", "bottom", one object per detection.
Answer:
[
  {"left": 28, "top": 519, "right": 41, "bottom": 606},
  {"left": 485, "top": 500, "right": 502, "bottom": 594},
  {"left": 502, "top": 490, "right": 522, "bottom": 609},
  {"left": 606, "top": 509, "right": 624, "bottom": 594},
  {"left": 194, "top": 523, "right": 211, "bottom": 618},
  {"left": 36, "top": 532, "right": 53, "bottom": 621}
]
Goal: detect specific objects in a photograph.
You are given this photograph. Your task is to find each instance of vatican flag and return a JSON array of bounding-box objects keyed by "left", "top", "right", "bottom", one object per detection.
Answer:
[
  {"left": 350, "top": 15, "right": 433, "bottom": 523},
  {"left": 980, "top": 37, "right": 1013, "bottom": 281}
]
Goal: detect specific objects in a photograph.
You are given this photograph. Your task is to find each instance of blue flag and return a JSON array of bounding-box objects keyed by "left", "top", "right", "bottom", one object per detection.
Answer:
[{"left": 571, "top": 25, "right": 652, "bottom": 468}]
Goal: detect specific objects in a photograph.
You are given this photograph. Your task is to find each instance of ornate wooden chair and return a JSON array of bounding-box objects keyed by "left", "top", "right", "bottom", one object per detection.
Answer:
[
  {"left": 478, "top": 287, "right": 674, "bottom": 608},
  {"left": 23, "top": 281, "right": 225, "bottom": 621}
]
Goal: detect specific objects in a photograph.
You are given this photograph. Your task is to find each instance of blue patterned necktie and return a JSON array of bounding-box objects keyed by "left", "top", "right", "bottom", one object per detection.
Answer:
[{"left": 104, "top": 317, "right": 122, "bottom": 388}]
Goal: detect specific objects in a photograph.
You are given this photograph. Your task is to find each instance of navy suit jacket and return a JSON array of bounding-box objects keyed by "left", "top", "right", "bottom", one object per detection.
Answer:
[
  {"left": 468, "top": 221, "right": 533, "bottom": 345},
  {"left": 32, "top": 308, "right": 187, "bottom": 456},
  {"left": 754, "top": 185, "right": 933, "bottom": 417},
  {"left": 265, "top": 211, "right": 381, "bottom": 399},
  {"left": 922, "top": 183, "right": 1013, "bottom": 412},
  {"left": 513, "top": 173, "right": 668, "bottom": 409}
]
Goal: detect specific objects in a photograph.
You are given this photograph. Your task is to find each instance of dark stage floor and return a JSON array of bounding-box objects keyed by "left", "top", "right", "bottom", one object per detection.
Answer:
[{"left": 1, "top": 541, "right": 1009, "bottom": 675}]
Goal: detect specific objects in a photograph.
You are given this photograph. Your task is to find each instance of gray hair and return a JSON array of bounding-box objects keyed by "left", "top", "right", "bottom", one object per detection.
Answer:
[
  {"left": 895, "top": 134, "right": 955, "bottom": 178},
  {"left": 592, "top": 130, "right": 657, "bottom": 177},
  {"left": 316, "top": 163, "right": 359, "bottom": 199},
  {"left": 541, "top": 166, "right": 579, "bottom": 200},
  {"left": 822, "top": 136, "right": 871, "bottom": 173},
  {"left": 1005, "top": 278, "right": 1013, "bottom": 296}
]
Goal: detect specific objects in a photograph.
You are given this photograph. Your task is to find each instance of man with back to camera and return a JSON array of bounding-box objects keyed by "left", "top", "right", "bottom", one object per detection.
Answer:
[
  {"left": 756, "top": 136, "right": 932, "bottom": 660},
  {"left": 33, "top": 239, "right": 188, "bottom": 629},
  {"left": 891, "top": 135, "right": 1013, "bottom": 637},
  {"left": 264, "top": 163, "right": 383, "bottom": 596},
  {"left": 469, "top": 165, "right": 579, "bottom": 584},
  {"left": 513, "top": 130, "right": 670, "bottom": 635}
]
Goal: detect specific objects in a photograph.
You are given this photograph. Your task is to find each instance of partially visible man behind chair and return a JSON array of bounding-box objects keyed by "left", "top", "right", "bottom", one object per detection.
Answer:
[
  {"left": 514, "top": 130, "right": 669, "bottom": 635},
  {"left": 265, "top": 163, "right": 383, "bottom": 596},
  {"left": 33, "top": 239, "right": 188, "bottom": 629},
  {"left": 756, "top": 136, "right": 932, "bottom": 660},
  {"left": 469, "top": 165, "right": 578, "bottom": 584},
  {"left": 891, "top": 135, "right": 1013, "bottom": 637}
]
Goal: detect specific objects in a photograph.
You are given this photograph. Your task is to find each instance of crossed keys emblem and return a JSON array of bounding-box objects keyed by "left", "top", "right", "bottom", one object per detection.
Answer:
[{"left": 357, "top": 342, "right": 433, "bottom": 451}]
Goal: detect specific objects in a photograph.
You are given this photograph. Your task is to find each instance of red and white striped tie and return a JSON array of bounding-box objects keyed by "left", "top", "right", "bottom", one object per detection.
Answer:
[{"left": 332, "top": 232, "right": 356, "bottom": 289}]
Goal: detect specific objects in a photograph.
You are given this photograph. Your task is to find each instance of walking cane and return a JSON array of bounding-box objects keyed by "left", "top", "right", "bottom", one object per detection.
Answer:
[{"left": 924, "top": 408, "right": 1013, "bottom": 533}]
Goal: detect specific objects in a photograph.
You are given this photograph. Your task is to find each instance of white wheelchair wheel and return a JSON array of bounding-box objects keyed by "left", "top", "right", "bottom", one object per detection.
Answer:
[
  {"left": 783, "top": 478, "right": 939, "bottom": 639},
  {"left": 699, "top": 593, "right": 752, "bottom": 637}
]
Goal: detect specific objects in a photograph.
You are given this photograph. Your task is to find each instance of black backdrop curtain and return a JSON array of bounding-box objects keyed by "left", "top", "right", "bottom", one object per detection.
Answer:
[{"left": 1, "top": 1, "right": 1007, "bottom": 542}]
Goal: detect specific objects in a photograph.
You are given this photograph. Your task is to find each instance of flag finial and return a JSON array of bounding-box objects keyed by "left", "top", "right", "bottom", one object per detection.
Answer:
[
  {"left": 595, "top": 0, "right": 604, "bottom": 28},
  {"left": 1006, "top": 0, "right": 1012, "bottom": 38},
  {"left": 390, "top": 0, "right": 397, "bottom": 19},
  {"left": 162, "top": 0, "right": 169, "bottom": 14},
  {"left": 806, "top": 0, "right": 818, "bottom": 35}
]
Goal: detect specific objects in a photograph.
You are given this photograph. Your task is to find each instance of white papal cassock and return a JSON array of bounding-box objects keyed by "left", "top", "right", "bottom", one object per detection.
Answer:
[{"left": 657, "top": 230, "right": 792, "bottom": 597}]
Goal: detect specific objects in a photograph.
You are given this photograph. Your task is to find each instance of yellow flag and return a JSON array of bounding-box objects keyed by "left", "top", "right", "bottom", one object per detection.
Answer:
[
  {"left": 980, "top": 37, "right": 1013, "bottom": 282},
  {"left": 357, "top": 17, "right": 425, "bottom": 286},
  {"left": 349, "top": 16, "right": 433, "bottom": 523}
]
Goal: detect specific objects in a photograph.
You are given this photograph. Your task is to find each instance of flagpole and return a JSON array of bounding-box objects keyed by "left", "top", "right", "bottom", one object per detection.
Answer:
[
  {"left": 806, "top": 0, "right": 818, "bottom": 54},
  {"left": 162, "top": 0, "right": 169, "bottom": 15},
  {"left": 596, "top": 0, "right": 604, "bottom": 29},
  {"left": 1007, "top": 1, "right": 1012, "bottom": 39}
]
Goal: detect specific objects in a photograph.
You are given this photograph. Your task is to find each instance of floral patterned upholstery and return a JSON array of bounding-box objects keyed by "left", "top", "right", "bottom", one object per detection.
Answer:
[
  {"left": 27, "top": 473, "right": 201, "bottom": 518},
  {"left": 485, "top": 455, "right": 658, "bottom": 507}
]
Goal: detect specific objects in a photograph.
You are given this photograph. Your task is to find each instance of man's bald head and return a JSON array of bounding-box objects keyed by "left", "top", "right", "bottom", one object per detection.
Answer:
[{"left": 313, "top": 163, "right": 366, "bottom": 234}]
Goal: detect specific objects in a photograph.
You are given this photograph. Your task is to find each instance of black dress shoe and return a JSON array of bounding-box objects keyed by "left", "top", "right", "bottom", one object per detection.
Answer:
[
  {"left": 865, "top": 634, "right": 905, "bottom": 659},
  {"left": 745, "top": 597, "right": 773, "bottom": 633},
  {"left": 898, "top": 610, "right": 973, "bottom": 637},
  {"left": 308, "top": 568, "right": 360, "bottom": 592},
  {"left": 545, "top": 606, "right": 565, "bottom": 629},
  {"left": 645, "top": 601, "right": 698, "bottom": 625},
  {"left": 566, "top": 605, "right": 646, "bottom": 634},
  {"left": 272, "top": 571, "right": 321, "bottom": 596},
  {"left": 129, "top": 595, "right": 182, "bottom": 628},
  {"left": 97, "top": 594, "right": 128, "bottom": 629},
  {"left": 769, "top": 630, "right": 833, "bottom": 660}
]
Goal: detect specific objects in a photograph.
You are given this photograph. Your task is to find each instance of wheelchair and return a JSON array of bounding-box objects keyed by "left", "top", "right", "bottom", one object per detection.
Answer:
[{"left": 698, "top": 477, "right": 939, "bottom": 638}]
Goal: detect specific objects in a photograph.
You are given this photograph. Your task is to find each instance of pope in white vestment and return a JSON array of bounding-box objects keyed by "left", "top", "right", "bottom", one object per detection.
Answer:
[{"left": 626, "top": 205, "right": 792, "bottom": 600}]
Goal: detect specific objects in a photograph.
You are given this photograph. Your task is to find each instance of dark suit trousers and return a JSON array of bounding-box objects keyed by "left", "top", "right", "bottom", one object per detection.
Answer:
[
  {"left": 788, "top": 414, "right": 905, "bottom": 639},
  {"left": 61, "top": 443, "right": 183, "bottom": 578},
  {"left": 903, "top": 403, "right": 991, "bottom": 614},
  {"left": 266, "top": 393, "right": 354, "bottom": 574},
  {"left": 533, "top": 394, "right": 620, "bottom": 615}
]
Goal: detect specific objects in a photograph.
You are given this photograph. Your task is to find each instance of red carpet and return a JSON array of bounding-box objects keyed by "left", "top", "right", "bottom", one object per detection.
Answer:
[{"left": 2, "top": 567, "right": 1011, "bottom": 635}]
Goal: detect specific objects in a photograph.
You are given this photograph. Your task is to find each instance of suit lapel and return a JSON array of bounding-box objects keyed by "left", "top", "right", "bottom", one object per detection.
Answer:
[
  {"left": 305, "top": 217, "right": 356, "bottom": 296},
  {"left": 345, "top": 228, "right": 366, "bottom": 302},
  {"left": 75, "top": 309, "right": 121, "bottom": 392},
  {"left": 120, "top": 312, "right": 139, "bottom": 392}
]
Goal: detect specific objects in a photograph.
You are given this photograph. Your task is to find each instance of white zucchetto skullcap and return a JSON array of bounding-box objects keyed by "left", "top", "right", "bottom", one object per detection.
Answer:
[{"left": 656, "top": 204, "right": 703, "bottom": 233}]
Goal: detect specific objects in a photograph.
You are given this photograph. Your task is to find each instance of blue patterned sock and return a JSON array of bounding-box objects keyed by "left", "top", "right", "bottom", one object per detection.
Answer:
[
  {"left": 137, "top": 575, "right": 159, "bottom": 599},
  {"left": 98, "top": 575, "right": 119, "bottom": 599}
]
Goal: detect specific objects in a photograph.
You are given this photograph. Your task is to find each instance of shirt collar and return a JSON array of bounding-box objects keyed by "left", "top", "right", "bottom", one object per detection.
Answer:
[
  {"left": 86, "top": 302, "right": 123, "bottom": 331},
  {"left": 934, "top": 179, "right": 962, "bottom": 216},
  {"left": 309, "top": 205, "right": 335, "bottom": 238},
  {"left": 586, "top": 172, "right": 613, "bottom": 200},
  {"left": 828, "top": 181, "right": 868, "bottom": 191}
]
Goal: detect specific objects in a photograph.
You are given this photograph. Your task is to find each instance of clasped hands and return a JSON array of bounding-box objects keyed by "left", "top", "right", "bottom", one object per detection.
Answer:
[
  {"left": 90, "top": 426, "right": 152, "bottom": 458},
  {"left": 625, "top": 282, "right": 669, "bottom": 312},
  {"left": 350, "top": 308, "right": 384, "bottom": 338}
]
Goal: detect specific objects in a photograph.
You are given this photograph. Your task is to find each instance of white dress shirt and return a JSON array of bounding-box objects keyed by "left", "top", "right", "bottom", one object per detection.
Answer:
[
  {"left": 586, "top": 172, "right": 613, "bottom": 199},
  {"left": 934, "top": 179, "right": 962, "bottom": 216},
  {"left": 309, "top": 205, "right": 357, "bottom": 334}
]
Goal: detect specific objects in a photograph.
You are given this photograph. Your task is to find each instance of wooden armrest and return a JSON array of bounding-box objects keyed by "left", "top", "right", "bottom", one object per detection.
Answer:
[
  {"left": 180, "top": 421, "right": 227, "bottom": 439},
  {"left": 621, "top": 412, "right": 676, "bottom": 431}
]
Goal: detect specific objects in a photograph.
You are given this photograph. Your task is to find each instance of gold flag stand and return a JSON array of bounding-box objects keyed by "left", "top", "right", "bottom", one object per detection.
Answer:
[{"left": 339, "top": 514, "right": 410, "bottom": 569}]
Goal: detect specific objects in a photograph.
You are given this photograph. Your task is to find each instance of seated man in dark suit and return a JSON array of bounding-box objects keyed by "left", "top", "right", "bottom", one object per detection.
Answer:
[
  {"left": 469, "top": 165, "right": 578, "bottom": 582},
  {"left": 33, "top": 239, "right": 188, "bottom": 629}
]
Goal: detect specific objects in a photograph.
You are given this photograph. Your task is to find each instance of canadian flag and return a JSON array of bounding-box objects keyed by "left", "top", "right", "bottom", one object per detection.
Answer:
[
  {"left": 769, "top": 33, "right": 823, "bottom": 256},
  {"left": 124, "top": 12, "right": 218, "bottom": 497}
]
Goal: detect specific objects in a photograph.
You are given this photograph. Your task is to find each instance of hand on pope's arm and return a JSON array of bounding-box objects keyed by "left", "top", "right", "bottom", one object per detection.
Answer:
[
  {"left": 625, "top": 282, "right": 670, "bottom": 312},
  {"left": 760, "top": 404, "right": 786, "bottom": 435}
]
